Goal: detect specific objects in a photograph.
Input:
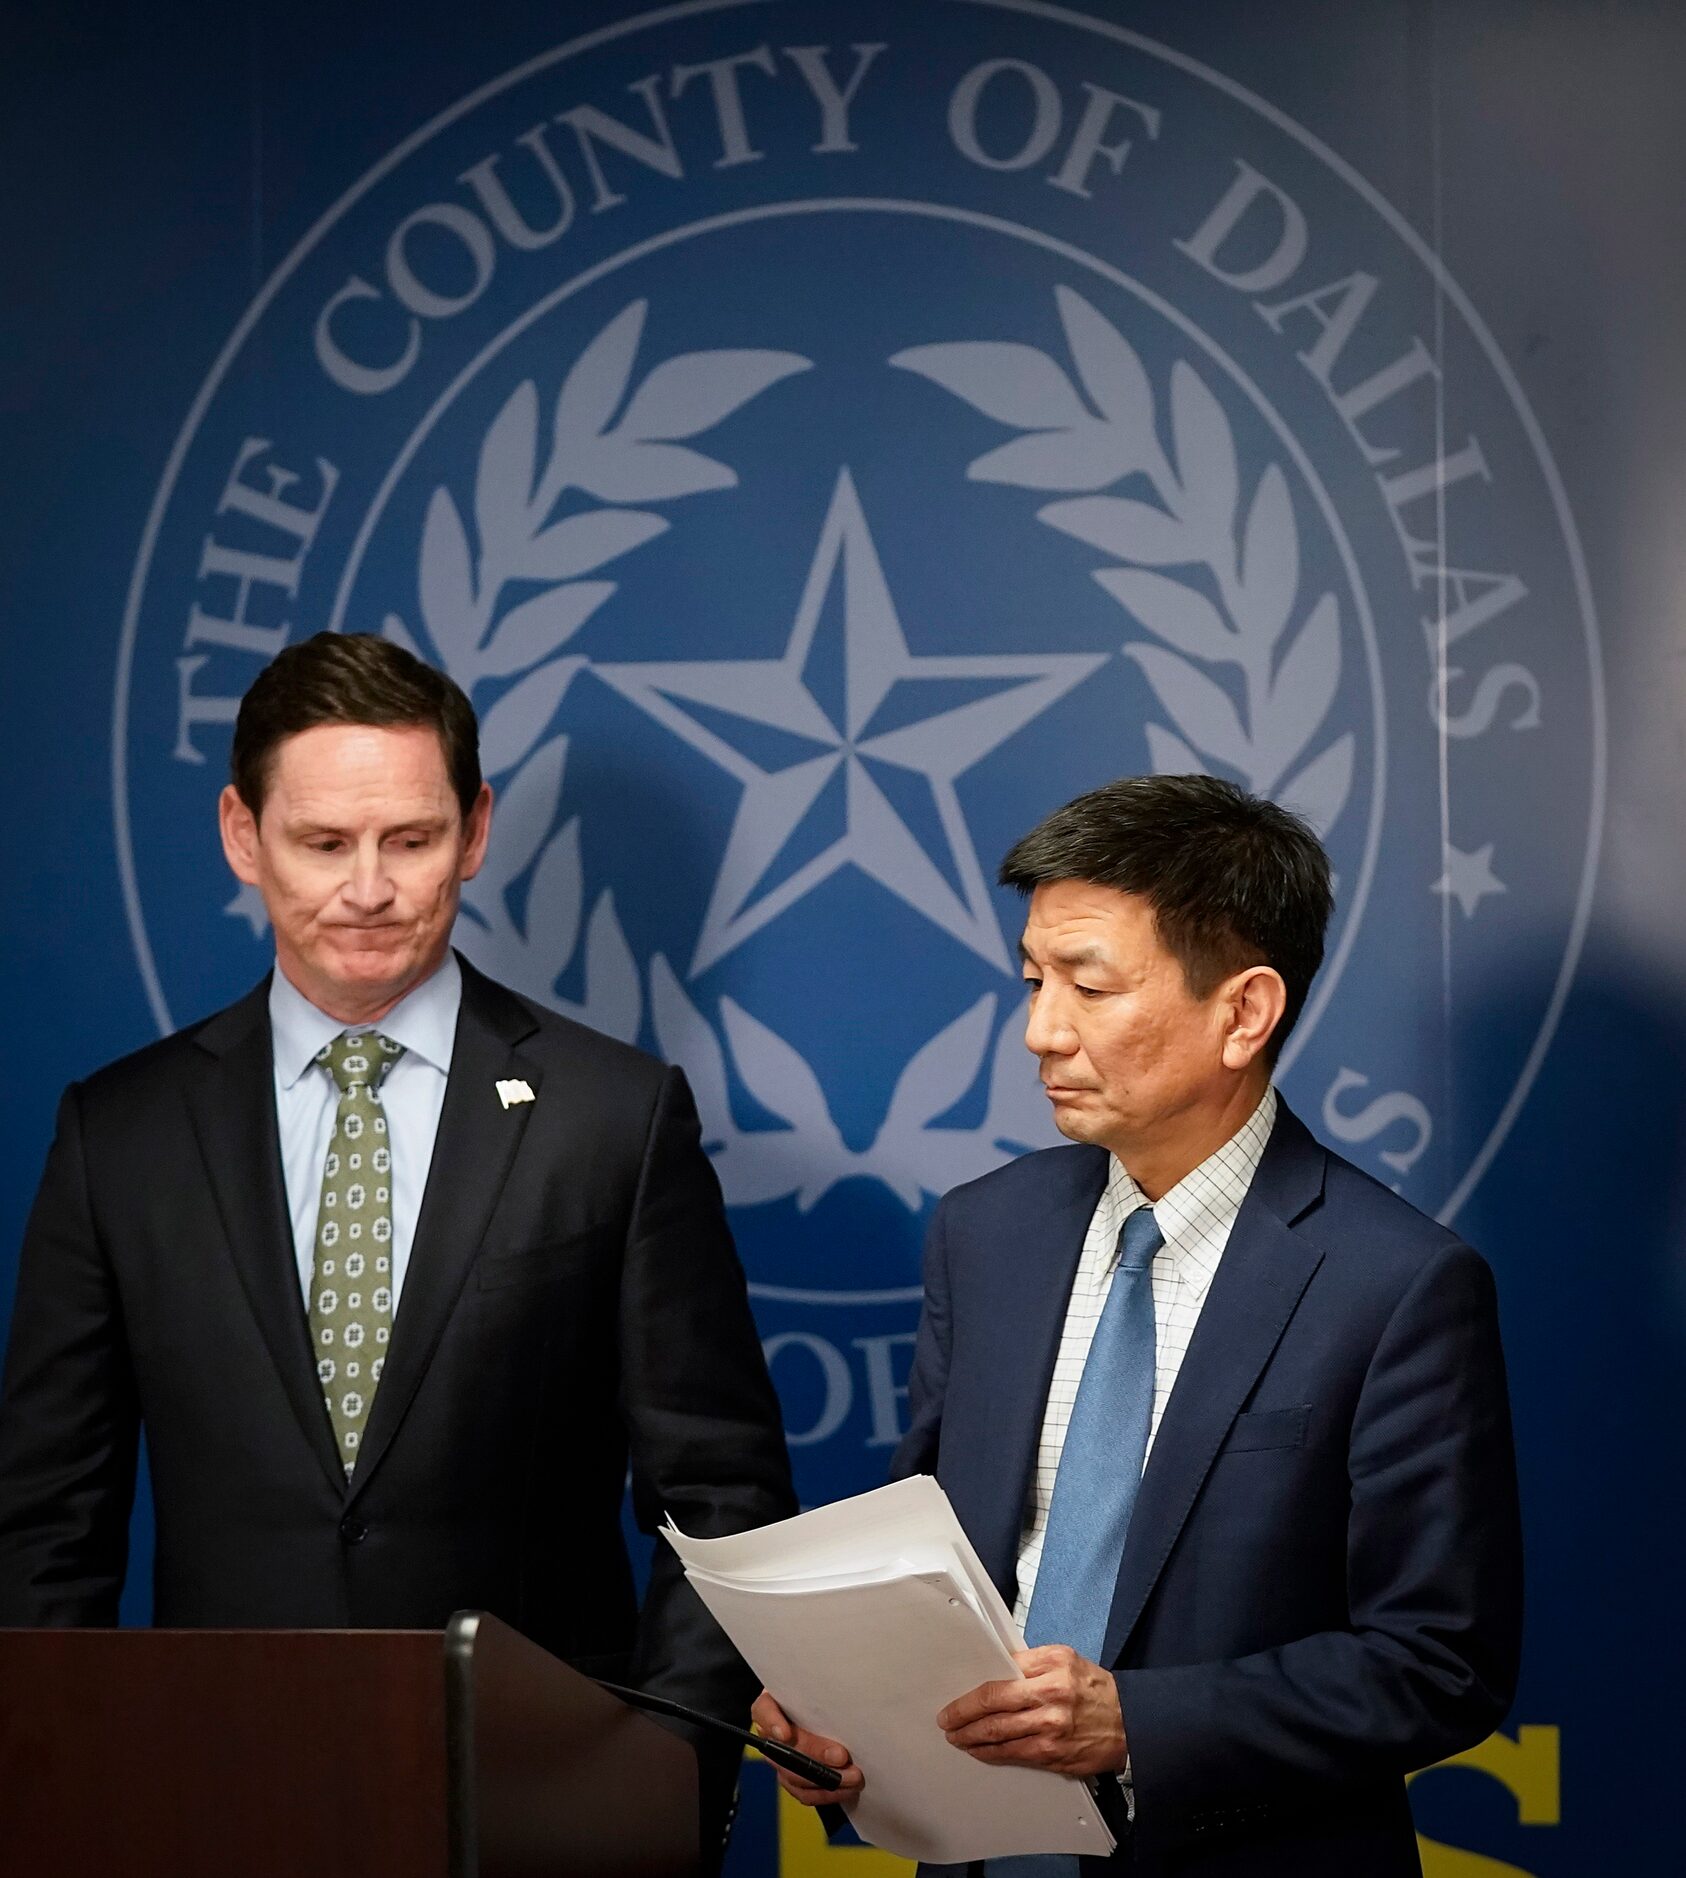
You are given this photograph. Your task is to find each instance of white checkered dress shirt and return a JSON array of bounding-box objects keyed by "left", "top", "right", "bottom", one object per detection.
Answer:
[{"left": 1012, "top": 1086, "right": 1278, "bottom": 1629}]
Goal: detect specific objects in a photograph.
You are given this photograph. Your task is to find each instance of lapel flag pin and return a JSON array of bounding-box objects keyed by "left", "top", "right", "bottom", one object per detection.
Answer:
[{"left": 496, "top": 1079, "right": 536, "bottom": 1110}]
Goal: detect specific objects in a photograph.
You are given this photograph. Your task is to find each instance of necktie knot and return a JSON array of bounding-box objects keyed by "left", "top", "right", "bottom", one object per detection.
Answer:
[
  {"left": 317, "top": 1031, "right": 404, "bottom": 1096},
  {"left": 1117, "top": 1204, "right": 1163, "bottom": 1272}
]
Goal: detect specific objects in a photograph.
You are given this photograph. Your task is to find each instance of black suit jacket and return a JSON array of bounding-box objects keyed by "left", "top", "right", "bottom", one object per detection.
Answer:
[
  {"left": 891, "top": 1103, "right": 1522, "bottom": 1878},
  {"left": 0, "top": 955, "right": 795, "bottom": 1835}
]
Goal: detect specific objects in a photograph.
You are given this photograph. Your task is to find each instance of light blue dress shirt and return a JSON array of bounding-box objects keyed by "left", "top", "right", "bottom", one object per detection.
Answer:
[{"left": 269, "top": 954, "right": 462, "bottom": 1310}]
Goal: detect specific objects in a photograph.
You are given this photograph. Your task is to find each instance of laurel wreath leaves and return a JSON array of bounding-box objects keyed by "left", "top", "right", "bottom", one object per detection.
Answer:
[
  {"left": 893, "top": 285, "right": 1354, "bottom": 838},
  {"left": 387, "top": 299, "right": 809, "bottom": 1038},
  {"left": 650, "top": 958, "right": 1058, "bottom": 1212}
]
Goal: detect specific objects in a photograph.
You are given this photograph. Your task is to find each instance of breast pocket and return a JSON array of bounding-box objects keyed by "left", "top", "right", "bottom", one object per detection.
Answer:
[
  {"left": 1218, "top": 1404, "right": 1311, "bottom": 1454},
  {"left": 475, "top": 1225, "right": 620, "bottom": 1291}
]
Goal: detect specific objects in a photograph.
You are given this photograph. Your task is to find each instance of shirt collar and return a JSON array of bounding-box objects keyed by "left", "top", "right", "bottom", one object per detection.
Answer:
[
  {"left": 1102, "top": 1085, "right": 1278, "bottom": 1302},
  {"left": 268, "top": 952, "right": 462, "bottom": 1089}
]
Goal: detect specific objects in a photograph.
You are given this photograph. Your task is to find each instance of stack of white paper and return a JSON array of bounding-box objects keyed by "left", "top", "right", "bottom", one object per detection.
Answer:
[{"left": 663, "top": 1475, "right": 1116, "bottom": 1864}]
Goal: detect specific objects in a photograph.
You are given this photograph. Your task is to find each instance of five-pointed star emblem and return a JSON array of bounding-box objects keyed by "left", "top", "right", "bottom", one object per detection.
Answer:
[
  {"left": 1432, "top": 841, "right": 1507, "bottom": 919},
  {"left": 592, "top": 469, "right": 1105, "bottom": 976},
  {"left": 224, "top": 882, "right": 271, "bottom": 938}
]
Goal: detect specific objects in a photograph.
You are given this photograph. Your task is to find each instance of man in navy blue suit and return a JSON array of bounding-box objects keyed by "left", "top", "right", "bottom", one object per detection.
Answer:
[{"left": 756, "top": 775, "right": 1521, "bottom": 1876}]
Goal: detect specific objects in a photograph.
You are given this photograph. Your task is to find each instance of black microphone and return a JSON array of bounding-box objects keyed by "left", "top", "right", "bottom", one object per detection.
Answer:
[{"left": 595, "top": 1680, "right": 846, "bottom": 1791}]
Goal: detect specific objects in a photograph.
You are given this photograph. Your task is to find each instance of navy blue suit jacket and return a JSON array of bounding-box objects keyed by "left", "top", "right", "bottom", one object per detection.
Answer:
[{"left": 891, "top": 1102, "right": 1521, "bottom": 1878}]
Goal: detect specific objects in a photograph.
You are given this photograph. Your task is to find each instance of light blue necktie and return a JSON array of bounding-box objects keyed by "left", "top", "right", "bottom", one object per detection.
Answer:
[{"left": 989, "top": 1204, "right": 1162, "bottom": 1878}]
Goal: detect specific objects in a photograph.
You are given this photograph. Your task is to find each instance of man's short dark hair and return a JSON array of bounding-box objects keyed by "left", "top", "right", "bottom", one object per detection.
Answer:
[
  {"left": 231, "top": 631, "right": 481, "bottom": 817},
  {"left": 999, "top": 774, "right": 1333, "bottom": 1060}
]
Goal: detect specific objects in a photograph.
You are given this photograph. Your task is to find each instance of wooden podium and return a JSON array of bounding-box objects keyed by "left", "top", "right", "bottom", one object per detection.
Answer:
[{"left": 0, "top": 1611, "right": 699, "bottom": 1876}]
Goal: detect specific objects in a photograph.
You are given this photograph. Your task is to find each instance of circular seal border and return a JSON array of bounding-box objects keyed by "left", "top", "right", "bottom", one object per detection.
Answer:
[{"left": 114, "top": 0, "right": 1605, "bottom": 1228}]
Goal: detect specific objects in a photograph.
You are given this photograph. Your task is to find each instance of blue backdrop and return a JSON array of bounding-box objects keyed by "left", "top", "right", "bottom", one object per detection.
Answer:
[{"left": 3, "top": 3, "right": 1682, "bottom": 1871}]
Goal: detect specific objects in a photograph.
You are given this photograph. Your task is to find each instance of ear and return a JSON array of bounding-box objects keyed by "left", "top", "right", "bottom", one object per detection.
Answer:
[
  {"left": 1220, "top": 965, "right": 1287, "bottom": 1070},
  {"left": 219, "top": 785, "right": 262, "bottom": 887},
  {"left": 459, "top": 782, "right": 494, "bottom": 880}
]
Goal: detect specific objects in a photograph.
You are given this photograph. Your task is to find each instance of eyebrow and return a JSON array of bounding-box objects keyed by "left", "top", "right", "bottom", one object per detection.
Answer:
[
  {"left": 1018, "top": 940, "right": 1110, "bottom": 967},
  {"left": 287, "top": 815, "right": 451, "bottom": 836}
]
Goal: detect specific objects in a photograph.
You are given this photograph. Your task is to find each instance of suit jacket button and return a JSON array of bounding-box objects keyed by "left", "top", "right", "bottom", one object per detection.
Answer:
[{"left": 339, "top": 1517, "right": 368, "bottom": 1544}]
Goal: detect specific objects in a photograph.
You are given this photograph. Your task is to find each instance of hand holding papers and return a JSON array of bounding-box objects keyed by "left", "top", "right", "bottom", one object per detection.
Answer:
[{"left": 663, "top": 1476, "right": 1117, "bottom": 1864}]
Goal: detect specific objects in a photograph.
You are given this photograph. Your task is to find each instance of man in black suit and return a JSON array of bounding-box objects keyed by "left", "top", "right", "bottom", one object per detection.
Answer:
[
  {"left": 757, "top": 776, "right": 1521, "bottom": 1876},
  {"left": 0, "top": 630, "right": 795, "bottom": 1855}
]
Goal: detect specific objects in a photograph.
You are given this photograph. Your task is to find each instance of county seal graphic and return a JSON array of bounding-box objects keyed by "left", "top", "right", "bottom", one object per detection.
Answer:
[{"left": 118, "top": 0, "right": 1601, "bottom": 1485}]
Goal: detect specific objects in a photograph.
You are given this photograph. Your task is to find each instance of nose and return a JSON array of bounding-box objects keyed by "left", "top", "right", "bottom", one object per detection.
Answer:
[
  {"left": 342, "top": 836, "right": 395, "bottom": 912},
  {"left": 1023, "top": 984, "right": 1076, "bottom": 1060}
]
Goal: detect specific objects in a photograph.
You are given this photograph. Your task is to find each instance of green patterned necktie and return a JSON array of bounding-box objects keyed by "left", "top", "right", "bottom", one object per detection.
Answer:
[{"left": 310, "top": 1031, "right": 404, "bottom": 1478}]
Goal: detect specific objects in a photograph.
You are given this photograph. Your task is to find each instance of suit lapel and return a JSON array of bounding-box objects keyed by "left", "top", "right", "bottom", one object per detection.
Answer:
[
  {"left": 970, "top": 1149, "right": 1109, "bottom": 1597},
  {"left": 185, "top": 980, "right": 348, "bottom": 1494},
  {"left": 1100, "top": 1103, "right": 1327, "bottom": 1666},
  {"left": 346, "top": 958, "right": 543, "bottom": 1501}
]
